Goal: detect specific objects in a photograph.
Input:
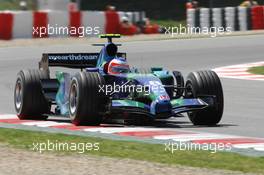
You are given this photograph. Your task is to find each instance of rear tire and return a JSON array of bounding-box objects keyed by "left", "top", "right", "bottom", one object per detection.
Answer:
[
  {"left": 14, "top": 69, "right": 50, "bottom": 120},
  {"left": 185, "top": 70, "right": 224, "bottom": 125},
  {"left": 69, "top": 72, "right": 107, "bottom": 126}
]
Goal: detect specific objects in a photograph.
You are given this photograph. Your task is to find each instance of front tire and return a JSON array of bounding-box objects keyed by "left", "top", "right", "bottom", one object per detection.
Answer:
[
  {"left": 14, "top": 69, "right": 50, "bottom": 120},
  {"left": 69, "top": 72, "right": 107, "bottom": 126},
  {"left": 185, "top": 70, "right": 224, "bottom": 125}
]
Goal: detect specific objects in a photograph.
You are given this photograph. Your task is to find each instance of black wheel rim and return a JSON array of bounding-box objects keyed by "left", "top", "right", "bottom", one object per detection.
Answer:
[
  {"left": 185, "top": 82, "right": 194, "bottom": 98},
  {"left": 69, "top": 83, "right": 78, "bottom": 115},
  {"left": 15, "top": 79, "right": 22, "bottom": 111}
]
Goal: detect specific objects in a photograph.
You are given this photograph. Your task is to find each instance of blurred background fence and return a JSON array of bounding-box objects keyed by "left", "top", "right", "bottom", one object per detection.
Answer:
[
  {"left": 79, "top": 0, "right": 263, "bottom": 20},
  {"left": 1, "top": 0, "right": 263, "bottom": 20}
]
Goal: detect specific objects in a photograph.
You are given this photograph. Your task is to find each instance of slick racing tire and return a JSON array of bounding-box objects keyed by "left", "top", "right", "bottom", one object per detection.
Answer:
[
  {"left": 185, "top": 70, "right": 224, "bottom": 125},
  {"left": 14, "top": 69, "right": 50, "bottom": 120},
  {"left": 69, "top": 72, "right": 107, "bottom": 126}
]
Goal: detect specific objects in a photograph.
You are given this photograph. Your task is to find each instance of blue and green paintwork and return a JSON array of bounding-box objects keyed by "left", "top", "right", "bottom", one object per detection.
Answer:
[{"left": 53, "top": 35, "right": 208, "bottom": 119}]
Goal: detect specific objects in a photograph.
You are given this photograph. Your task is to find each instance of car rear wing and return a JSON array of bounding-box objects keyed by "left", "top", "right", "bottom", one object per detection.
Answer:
[{"left": 39, "top": 53, "right": 126, "bottom": 71}]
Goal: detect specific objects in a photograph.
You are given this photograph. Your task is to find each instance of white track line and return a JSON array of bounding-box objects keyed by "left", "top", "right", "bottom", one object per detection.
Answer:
[
  {"left": 83, "top": 127, "right": 165, "bottom": 134},
  {"left": 232, "top": 143, "right": 264, "bottom": 151},
  {"left": 213, "top": 62, "right": 264, "bottom": 81},
  {"left": 21, "top": 121, "right": 71, "bottom": 127},
  {"left": 1, "top": 114, "right": 264, "bottom": 152},
  {"left": 153, "top": 133, "right": 242, "bottom": 142},
  {"left": 0, "top": 114, "right": 18, "bottom": 119}
]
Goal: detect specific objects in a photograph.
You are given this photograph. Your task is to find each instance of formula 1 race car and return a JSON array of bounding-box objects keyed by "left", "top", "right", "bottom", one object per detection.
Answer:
[{"left": 14, "top": 34, "right": 224, "bottom": 126}]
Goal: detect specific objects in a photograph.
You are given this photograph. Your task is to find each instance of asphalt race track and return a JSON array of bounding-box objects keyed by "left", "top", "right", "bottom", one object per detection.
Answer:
[{"left": 0, "top": 34, "right": 264, "bottom": 138}]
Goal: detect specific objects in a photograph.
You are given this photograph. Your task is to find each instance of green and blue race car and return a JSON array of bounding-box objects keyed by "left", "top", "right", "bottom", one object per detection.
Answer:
[{"left": 14, "top": 34, "right": 224, "bottom": 126}]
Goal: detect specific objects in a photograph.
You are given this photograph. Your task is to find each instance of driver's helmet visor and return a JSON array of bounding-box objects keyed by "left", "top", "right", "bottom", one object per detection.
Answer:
[{"left": 108, "top": 62, "right": 130, "bottom": 74}]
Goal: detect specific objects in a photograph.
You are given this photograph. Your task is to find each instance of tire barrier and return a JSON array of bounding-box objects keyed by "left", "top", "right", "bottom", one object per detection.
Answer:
[
  {"left": 33, "top": 11, "right": 48, "bottom": 38},
  {"left": 142, "top": 24, "right": 159, "bottom": 34},
  {"left": 251, "top": 6, "right": 264, "bottom": 29},
  {"left": 212, "top": 8, "right": 222, "bottom": 29},
  {"left": 69, "top": 11, "right": 82, "bottom": 37},
  {"left": 82, "top": 11, "right": 105, "bottom": 36},
  {"left": 0, "top": 13, "right": 13, "bottom": 40},
  {"left": 238, "top": 7, "right": 248, "bottom": 31},
  {"left": 13, "top": 11, "right": 33, "bottom": 38},
  {"left": 105, "top": 10, "right": 120, "bottom": 34},
  {"left": 187, "top": 6, "right": 264, "bottom": 32},
  {"left": 200, "top": 8, "right": 210, "bottom": 29},
  {"left": 0, "top": 10, "right": 154, "bottom": 40},
  {"left": 226, "top": 7, "right": 240, "bottom": 31},
  {"left": 48, "top": 11, "right": 68, "bottom": 37},
  {"left": 187, "top": 9, "right": 196, "bottom": 29},
  {"left": 118, "top": 11, "right": 145, "bottom": 25}
]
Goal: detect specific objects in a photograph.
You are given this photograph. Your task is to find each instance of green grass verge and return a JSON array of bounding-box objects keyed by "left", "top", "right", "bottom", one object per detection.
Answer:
[
  {"left": 151, "top": 19, "right": 186, "bottom": 28},
  {"left": 0, "top": 128, "right": 264, "bottom": 174},
  {"left": 248, "top": 66, "right": 264, "bottom": 75},
  {"left": 0, "top": 0, "right": 35, "bottom": 10}
]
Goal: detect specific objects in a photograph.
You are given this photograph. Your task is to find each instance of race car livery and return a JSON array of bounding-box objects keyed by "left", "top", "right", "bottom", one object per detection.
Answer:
[{"left": 14, "top": 34, "right": 224, "bottom": 126}]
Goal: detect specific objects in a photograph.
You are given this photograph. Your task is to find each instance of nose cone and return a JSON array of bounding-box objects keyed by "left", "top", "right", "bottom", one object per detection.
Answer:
[
  {"left": 150, "top": 95, "right": 172, "bottom": 117},
  {"left": 155, "top": 99, "right": 172, "bottom": 113}
]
